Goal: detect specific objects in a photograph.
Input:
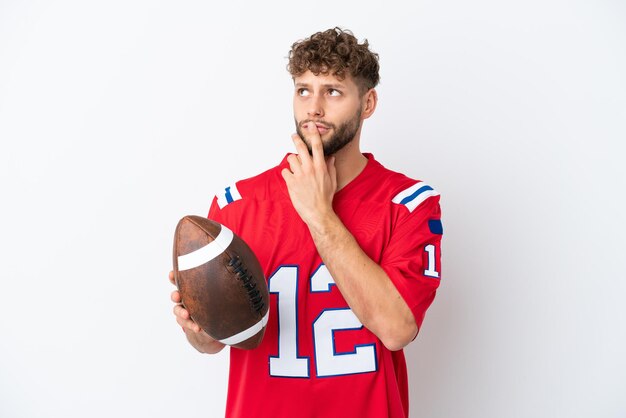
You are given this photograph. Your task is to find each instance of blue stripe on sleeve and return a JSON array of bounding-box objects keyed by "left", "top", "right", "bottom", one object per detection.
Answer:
[
  {"left": 400, "top": 185, "right": 434, "bottom": 205},
  {"left": 225, "top": 187, "right": 234, "bottom": 204}
]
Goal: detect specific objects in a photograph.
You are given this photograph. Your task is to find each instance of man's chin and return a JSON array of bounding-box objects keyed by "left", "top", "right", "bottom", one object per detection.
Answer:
[
  {"left": 303, "top": 130, "right": 331, "bottom": 141},
  {"left": 300, "top": 135, "right": 330, "bottom": 153}
]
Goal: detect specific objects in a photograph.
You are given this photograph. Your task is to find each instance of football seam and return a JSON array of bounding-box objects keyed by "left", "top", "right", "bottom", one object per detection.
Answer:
[{"left": 227, "top": 256, "right": 266, "bottom": 315}]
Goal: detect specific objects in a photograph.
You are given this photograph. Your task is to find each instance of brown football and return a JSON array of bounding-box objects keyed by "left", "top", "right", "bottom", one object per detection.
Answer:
[{"left": 173, "top": 215, "right": 269, "bottom": 349}]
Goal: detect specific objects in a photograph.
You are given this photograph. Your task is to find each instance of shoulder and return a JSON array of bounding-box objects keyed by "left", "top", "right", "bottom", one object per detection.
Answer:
[
  {"left": 214, "top": 156, "right": 289, "bottom": 210},
  {"left": 364, "top": 154, "right": 441, "bottom": 214}
]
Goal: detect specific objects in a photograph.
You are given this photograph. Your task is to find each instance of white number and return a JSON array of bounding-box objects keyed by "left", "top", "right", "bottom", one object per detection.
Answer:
[
  {"left": 424, "top": 244, "right": 440, "bottom": 278},
  {"left": 313, "top": 309, "right": 377, "bottom": 377},
  {"left": 268, "top": 266, "right": 309, "bottom": 377},
  {"left": 269, "top": 265, "right": 377, "bottom": 378}
]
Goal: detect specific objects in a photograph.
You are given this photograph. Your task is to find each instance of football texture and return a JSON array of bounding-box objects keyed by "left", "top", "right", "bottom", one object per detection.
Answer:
[{"left": 173, "top": 215, "right": 269, "bottom": 349}]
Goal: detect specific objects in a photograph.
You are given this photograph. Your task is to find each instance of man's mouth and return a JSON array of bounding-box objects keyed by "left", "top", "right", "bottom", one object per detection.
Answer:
[
  {"left": 302, "top": 121, "right": 331, "bottom": 135},
  {"left": 314, "top": 123, "right": 330, "bottom": 135}
]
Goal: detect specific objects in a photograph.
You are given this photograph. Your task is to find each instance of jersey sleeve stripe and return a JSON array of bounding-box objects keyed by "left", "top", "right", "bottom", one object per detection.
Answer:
[
  {"left": 217, "top": 183, "right": 242, "bottom": 209},
  {"left": 399, "top": 185, "right": 433, "bottom": 205},
  {"left": 392, "top": 181, "right": 440, "bottom": 213}
]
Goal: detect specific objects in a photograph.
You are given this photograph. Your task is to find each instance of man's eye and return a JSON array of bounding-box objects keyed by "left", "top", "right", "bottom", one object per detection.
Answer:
[
  {"left": 329, "top": 89, "right": 341, "bottom": 97},
  {"left": 298, "top": 88, "right": 310, "bottom": 97}
]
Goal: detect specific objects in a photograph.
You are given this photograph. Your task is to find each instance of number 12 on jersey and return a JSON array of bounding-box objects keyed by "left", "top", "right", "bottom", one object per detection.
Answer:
[{"left": 268, "top": 265, "right": 378, "bottom": 378}]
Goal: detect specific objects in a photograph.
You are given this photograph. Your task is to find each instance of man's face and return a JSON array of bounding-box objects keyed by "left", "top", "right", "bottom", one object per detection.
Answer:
[{"left": 293, "top": 71, "right": 364, "bottom": 156}]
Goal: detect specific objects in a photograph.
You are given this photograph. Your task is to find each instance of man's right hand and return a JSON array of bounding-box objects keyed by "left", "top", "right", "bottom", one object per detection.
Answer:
[{"left": 170, "top": 271, "right": 226, "bottom": 354}]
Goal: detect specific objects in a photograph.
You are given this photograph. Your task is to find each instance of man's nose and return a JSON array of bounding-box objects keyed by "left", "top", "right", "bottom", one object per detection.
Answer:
[{"left": 307, "top": 95, "right": 324, "bottom": 118}]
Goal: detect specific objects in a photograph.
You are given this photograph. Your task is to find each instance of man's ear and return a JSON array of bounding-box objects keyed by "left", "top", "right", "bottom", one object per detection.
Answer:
[{"left": 361, "top": 88, "right": 378, "bottom": 120}]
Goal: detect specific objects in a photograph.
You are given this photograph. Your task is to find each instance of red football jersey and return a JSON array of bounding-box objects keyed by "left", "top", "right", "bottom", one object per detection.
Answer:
[{"left": 208, "top": 153, "right": 442, "bottom": 418}]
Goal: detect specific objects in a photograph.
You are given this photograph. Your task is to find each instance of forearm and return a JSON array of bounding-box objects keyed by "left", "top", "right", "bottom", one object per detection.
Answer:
[{"left": 306, "top": 213, "right": 417, "bottom": 351}]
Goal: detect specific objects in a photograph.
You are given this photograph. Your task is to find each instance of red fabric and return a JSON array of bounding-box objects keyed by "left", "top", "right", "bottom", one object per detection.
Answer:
[{"left": 208, "top": 154, "right": 442, "bottom": 418}]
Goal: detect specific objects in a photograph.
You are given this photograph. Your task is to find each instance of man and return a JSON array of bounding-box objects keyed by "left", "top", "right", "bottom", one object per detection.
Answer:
[{"left": 170, "top": 27, "right": 443, "bottom": 418}]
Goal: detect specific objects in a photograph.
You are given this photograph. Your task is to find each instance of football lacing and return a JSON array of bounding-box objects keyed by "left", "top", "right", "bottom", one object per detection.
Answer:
[{"left": 228, "top": 256, "right": 265, "bottom": 314}]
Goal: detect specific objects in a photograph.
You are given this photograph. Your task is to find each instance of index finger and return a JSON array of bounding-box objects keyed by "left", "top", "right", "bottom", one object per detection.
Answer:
[
  {"left": 305, "top": 122, "right": 325, "bottom": 167},
  {"left": 291, "top": 133, "right": 311, "bottom": 166}
]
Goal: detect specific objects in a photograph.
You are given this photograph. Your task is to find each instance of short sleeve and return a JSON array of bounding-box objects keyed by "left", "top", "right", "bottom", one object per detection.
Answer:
[
  {"left": 208, "top": 183, "right": 241, "bottom": 229},
  {"left": 380, "top": 194, "right": 443, "bottom": 332},
  {"left": 207, "top": 195, "right": 223, "bottom": 223}
]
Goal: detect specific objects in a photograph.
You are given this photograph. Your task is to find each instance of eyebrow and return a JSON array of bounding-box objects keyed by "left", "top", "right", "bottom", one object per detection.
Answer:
[{"left": 294, "top": 82, "right": 346, "bottom": 90}]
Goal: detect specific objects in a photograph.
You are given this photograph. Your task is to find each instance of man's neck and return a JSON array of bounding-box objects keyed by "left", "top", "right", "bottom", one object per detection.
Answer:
[{"left": 332, "top": 140, "right": 368, "bottom": 191}]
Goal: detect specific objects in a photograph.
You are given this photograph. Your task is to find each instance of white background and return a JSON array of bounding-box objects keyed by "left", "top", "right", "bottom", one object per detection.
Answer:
[{"left": 1, "top": 1, "right": 625, "bottom": 417}]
